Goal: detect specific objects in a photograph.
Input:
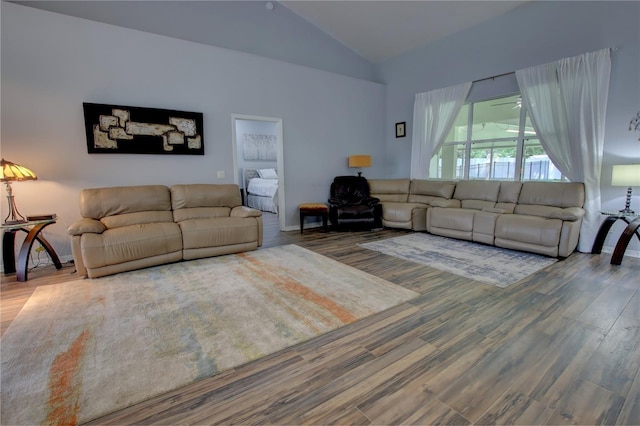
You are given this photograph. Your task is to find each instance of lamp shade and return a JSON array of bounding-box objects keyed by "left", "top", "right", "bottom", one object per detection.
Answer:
[
  {"left": 348, "top": 155, "right": 371, "bottom": 168},
  {"left": 0, "top": 159, "right": 37, "bottom": 182},
  {"left": 611, "top": 164, "right": 640, "bottom": 187}
]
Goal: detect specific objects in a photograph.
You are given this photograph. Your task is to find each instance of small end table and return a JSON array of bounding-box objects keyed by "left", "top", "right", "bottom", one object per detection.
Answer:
[
  {"left": 2, "top": 218, "right": 62, "bottom": 281},
  {"left": 299, "top": 203, "right": 329, "bottom": 234},
  {"left": 592, "top": 211, "right": 640, "bottom": 265}
]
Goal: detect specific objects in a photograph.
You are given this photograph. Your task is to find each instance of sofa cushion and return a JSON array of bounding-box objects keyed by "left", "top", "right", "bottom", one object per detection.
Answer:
[
  {"left": 381, "top": 202, "right": 426, "bottom": 223},
  {"left": 451, "top": 180, "right": 499, "bottom": 211},
  {"left": 473, "top": 211, "right": 499, "bottom": 244},
  {"left": 80, "top": 185, "right": 172, "bottom": 219},
  {"left": 68, "top": 218, "right": 106, "bottom": 235},
  {"left": 334, "top": 204, "right": 375, "bottom": 219},
  {"left": 482, "top": 207, "right": 506, "bottom": 214},
  {"left": 101, "top": 211, "right": 175, "bottom": 229},
  {"left": 453, "top": 180, "right": 501, "bottom": 202},
  {"left": 548, "top": 207, "right": 585, "bottom": 221},
  {"left": 231, "top": 206, "right": 263, "bottom": 218},
  {"left": 514, "top": 204, "right": 585, "bottom": 221},
  {"left": 429, "top": 207, "right": 475, "bottom": 232},
  {"left": 518, "top": 182, "right": 585, "bottom": 208},
  {"left": 495, "top": 215, "right": 562, "bottom": 247},
  {"left": 81, "top": 222, "right": 183, "bottom": 269},
  {"left": 368, "top": 179, "right": 410, "bottom": 203},
  {"left": 174, "top": 207, "right": 232, "bottom": 222},
  {"left": 494, "top": 203, "right": 516, "bottom": 213},
  {"left": 409, "top": 180, "right": 456, "bottom": 204},
  {"left": 171, "top": 184, "right": 243, "bottom": 222},
  {"left": 430, "top": 199, "right": 461, "bottom": 208},
  {"left": 171, "top": 184, "right": 242, "bottom": 210},
  {"left": 498, "top": 182, "right": 523, "bottom": 203},
  {"left": 179, "top": 217, "right": 259, "bottom": 249},
  {"left": 461, "top": 199, "right": 497, "bottom": 211}
]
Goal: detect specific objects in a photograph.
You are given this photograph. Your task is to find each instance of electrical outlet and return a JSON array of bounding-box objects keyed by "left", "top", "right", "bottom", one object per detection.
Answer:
[{"left": 217, "top": 171, "right": 225, "bottom": 179}]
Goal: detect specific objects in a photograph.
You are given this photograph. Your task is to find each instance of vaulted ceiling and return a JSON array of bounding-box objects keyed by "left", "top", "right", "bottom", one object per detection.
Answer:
[
  {"left": 281, "top": 1, "right": 530, "bottom": 63},
  {"left": 14, "top": 1, "right": 531, "bottom": 64}
]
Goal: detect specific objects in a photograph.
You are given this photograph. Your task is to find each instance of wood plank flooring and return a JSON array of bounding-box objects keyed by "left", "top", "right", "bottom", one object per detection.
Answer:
[{"left": 2, "top": 212, "right": 639, "bottom": 425}]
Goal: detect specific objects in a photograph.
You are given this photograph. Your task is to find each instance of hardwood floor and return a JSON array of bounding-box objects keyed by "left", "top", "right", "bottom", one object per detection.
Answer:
[{"left": 1, "top": 216, "right": 639, "bottom": 425}]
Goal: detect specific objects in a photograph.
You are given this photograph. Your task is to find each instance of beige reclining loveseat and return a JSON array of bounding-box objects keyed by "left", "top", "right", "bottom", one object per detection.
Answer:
[
  {"left": 369, "top": 178, "right": 585, "bottom": 257},
  {"left": 68, "top": 184, "right": 262, "bottom": 278}
]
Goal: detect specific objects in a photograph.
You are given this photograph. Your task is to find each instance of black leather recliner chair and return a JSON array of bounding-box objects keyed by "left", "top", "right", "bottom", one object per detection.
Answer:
[{"left": 328, "top": 176, "right": 382, "bottom": 231}]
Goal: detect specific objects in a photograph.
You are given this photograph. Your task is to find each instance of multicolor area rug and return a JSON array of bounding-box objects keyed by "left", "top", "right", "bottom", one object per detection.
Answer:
[
  {"left": 1, "top": 244, "right": 418, "bottom": 425},
  {"left": 359, "top": 233, "right": 557, "bottom": 288}
]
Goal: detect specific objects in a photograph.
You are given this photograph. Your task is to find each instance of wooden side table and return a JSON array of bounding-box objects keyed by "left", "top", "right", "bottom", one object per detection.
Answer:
[
  {"left": 611, "top": 216, "right": 640, "bottom": 265},
  {"left": 592, "top": 211, "right": 640, "bottom": 265},
  {"left": 299, "top": 203, "right": 329, "bottom": 234},
  {"left": 2, "top": 219, "right": 62, "bottom": 281}
]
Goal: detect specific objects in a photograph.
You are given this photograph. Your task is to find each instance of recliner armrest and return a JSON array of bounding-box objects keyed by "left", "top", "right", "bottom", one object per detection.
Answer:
[
  {"left": 430, "top": 199, "right": 461, "bottom": 208},
  {"left": 231, "top": 206, "right": 262, "bottom": 218},
  {"left": 482, "top": 207, "right": 506, "bottom": 214},
  {"left": 68, "top": 218, "right": 106, "bottom": 236},
  {"left": 548, "top": 207, "right": 585, "bottom": 221},
  {"left": 363, "top": 196, "right": 380, "bottom": 206}
]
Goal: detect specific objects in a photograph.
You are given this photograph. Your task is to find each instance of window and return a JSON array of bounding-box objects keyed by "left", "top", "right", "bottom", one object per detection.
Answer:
[{"left": 430, "top": 94, "right": 564, "bottom": 181}]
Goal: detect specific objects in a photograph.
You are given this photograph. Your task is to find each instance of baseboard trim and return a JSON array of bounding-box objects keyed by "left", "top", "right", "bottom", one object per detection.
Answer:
[
  {"left": 601, "top": 246, "right": 640, "bottom": 258},
  {"left": 288, "top": 221, "right": 326, "bottom": 232},
  {"left": 0, "top": 254, "right": 74, "bottom": 274}
]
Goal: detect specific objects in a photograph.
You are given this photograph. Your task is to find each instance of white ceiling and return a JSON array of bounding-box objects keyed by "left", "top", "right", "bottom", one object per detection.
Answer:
[{"left": 281, "top": 1, "right": 531, "bottom": 63}]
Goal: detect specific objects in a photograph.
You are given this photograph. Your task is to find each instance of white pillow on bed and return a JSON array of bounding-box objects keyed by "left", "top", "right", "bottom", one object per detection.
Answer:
[{"left": 257, "top": 168, "right": 278, "bottom": 179}]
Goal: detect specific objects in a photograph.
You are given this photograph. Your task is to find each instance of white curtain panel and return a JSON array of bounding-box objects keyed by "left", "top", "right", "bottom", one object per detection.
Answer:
[
  {"left": 410, "top": 82, "right": 472, "bottom": 179},
  {"left": 516, "top": 48, "right": 611, "bottom": 252}
]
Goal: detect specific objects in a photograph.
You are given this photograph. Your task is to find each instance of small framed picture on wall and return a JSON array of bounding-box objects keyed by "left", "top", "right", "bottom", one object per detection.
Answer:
[{"left": 395, "top": 122, "right": 406, "bottom": 138}]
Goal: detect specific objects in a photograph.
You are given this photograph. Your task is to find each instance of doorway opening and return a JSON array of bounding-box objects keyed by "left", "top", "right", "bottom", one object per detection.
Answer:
[{"left": 231, "top": 114, "right": 285, "bottom": 233}]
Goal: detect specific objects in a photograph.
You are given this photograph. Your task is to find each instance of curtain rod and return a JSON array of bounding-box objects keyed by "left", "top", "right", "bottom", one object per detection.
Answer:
[
  {"left": 472, "top": 47, "right": 618, "bottom": 85},
  {"left": 472, "top": 71, "right": 514, "bottom": 84}
]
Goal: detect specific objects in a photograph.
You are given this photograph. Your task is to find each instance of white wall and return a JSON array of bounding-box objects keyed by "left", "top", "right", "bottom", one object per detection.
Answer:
[
  {"left": 377, "top": 0, "right": 640, "bottom": 255},
  {"left": 14, "top": 1, "right": 378, "bottom": 82},
  {"left": 1, "top": 2, "right": 386, "bottom": 260}
]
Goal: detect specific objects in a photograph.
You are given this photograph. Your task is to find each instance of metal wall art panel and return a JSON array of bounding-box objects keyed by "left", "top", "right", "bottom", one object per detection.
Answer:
[{"left": 83, "top": 103, "right": 204, "bottom": 155}]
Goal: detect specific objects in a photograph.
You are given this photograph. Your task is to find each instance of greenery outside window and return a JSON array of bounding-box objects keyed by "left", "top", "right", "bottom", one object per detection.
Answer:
[{"left": 430, "top": 94, "right": 564, "bottom": 181}]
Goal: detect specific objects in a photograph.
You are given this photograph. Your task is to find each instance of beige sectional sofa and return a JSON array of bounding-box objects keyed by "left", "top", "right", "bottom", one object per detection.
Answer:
[
  {"left": 68, "top": 184, "right": 262, "bottom": 278},
  {"left": 368, "top": 179, "right": 456, "bottom": 231},
  {"left": 369, "top": 179, "right": 585, "bottom": 257}
]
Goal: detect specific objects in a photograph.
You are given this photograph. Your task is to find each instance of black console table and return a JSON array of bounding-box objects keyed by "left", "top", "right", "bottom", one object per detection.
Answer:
[
  {"left": 592, "top": 212, "right": 640, "bottom": 265},
  {"left": 2, "top": 219, "right": 62, "bottom": 281}
]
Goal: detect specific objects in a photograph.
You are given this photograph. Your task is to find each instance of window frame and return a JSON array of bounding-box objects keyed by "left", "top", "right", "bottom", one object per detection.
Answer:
[{"left": 435, "top": 93, "right": 560, "bottom": 181}]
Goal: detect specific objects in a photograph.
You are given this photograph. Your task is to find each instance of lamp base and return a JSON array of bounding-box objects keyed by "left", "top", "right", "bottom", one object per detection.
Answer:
[
  {"left": 620, "top": 187, "right": 635, "bottom": 215},
  {"left": 4, "top": 188, "right": 27, "bottom": 225}
]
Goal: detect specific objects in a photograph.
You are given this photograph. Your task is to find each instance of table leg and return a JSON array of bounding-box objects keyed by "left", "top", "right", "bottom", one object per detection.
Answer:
[
  {"left": 16, "top": 222, "right": 62, "bottom": 282},
  {"left": 592, "top": 216, "right": 619, "bottom": 254},
  {"left": 3, "top": 230, "right": 17, "bottom": 274},
  {"left": 611, "top": 217, "right": 640, "bottom": 266}
]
